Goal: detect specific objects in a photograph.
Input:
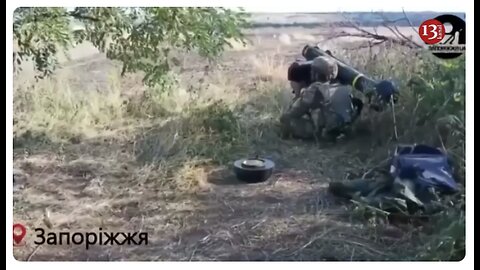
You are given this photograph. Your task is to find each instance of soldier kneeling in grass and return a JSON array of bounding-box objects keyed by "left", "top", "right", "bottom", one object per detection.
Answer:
[{"left": 280, "top": 56, "right": 363, "bottom": 142}]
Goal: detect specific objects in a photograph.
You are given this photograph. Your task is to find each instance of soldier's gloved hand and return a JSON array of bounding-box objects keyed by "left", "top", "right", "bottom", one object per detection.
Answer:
[{"left": 375, "top": 80, "right": 398, "bottom": 103}]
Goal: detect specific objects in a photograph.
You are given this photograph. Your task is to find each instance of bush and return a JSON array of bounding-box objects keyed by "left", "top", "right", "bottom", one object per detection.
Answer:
[
  {"left": 344, "top": 44, "right": 465, "bottom": 261},
  {"left": 13, "top": 7, "right": 249, "bottom": 86}
]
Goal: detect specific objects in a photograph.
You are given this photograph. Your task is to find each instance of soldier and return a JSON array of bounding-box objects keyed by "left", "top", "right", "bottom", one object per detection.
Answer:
[{"left": 280, "top": 56, "right": 363, "bottom": 141}]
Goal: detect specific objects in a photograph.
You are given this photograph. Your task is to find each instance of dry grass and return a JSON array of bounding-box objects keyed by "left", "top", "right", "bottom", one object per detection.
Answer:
[
  {"left": 251, "top": 49, "right": 289, "bottom": 83},
  {"left": 14, "top": 69, "right": 130, "bottom": 143},
  {"left": 12, "top": 31, "right": 464, "bottom": 261}
]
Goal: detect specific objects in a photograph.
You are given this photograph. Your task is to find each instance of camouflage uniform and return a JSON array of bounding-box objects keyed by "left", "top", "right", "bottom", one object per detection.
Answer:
[{"left": 280, "top": 56, "right": 358, "bottom": 140}]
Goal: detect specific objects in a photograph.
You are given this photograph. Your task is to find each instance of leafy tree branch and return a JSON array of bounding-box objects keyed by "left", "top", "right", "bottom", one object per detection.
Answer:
[{"left": 13, "top": 7, "right": 250, "bottom": 86}]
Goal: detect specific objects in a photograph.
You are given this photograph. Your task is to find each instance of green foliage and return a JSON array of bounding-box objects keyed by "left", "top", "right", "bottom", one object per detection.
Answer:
[
  {"left": 13, "top": 8, "right": 73, "bottom": 78},
  {"left": 194, "top": 101, "right": 239, "bottom": 135},
  {"left": 409, "top": 56, "right": 465, "bottom": 176},
  {"left": 407, "top": 56, "right": 465, "bottom": 120},
  {"left": 13, "top": 7, "right": 249, "bottom": 85},
  {"left": 414, "top": 194, "right": 465, "bottom": 261},
  {"left": 344, "top": 46, "right": 466, "bottom": 261},
  {"left": 184, "top": 101, "right": 249, "bottom": 164},
  {"left": 396, "top": 57, "right": 466, "bottom": 261}
]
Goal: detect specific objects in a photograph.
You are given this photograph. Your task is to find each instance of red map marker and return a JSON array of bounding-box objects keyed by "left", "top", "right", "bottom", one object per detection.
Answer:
[{"left": 13, "top": 223, "right": 27, "bottom": 245}]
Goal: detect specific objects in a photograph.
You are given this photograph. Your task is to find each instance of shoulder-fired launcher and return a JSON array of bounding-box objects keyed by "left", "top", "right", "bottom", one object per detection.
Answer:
[{"left": 302, "top": 45, "right": 397, "bottom": 103}]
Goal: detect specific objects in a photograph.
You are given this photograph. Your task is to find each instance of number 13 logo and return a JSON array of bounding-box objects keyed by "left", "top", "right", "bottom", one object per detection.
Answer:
[{"left": 419, "top": 19, "right": 446, "bottom": 44}]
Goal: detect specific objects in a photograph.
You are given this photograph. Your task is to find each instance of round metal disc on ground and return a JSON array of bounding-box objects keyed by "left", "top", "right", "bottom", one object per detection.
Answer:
[
  {"left": 233, "top": 158, "right": 275, "bottom": 183},
  {"left": 241, "top": 159, "right": 266, "bottom": 168}
]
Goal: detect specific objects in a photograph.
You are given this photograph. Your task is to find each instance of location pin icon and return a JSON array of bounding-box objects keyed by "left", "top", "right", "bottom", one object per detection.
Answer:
[{"left": 13, "top": 224, "right": 27, "bottom": 245}]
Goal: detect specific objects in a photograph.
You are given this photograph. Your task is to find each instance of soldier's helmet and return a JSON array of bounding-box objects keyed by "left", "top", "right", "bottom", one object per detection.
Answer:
[{"left": 311, "top": 56, "right": 338, "bottom": 83}]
